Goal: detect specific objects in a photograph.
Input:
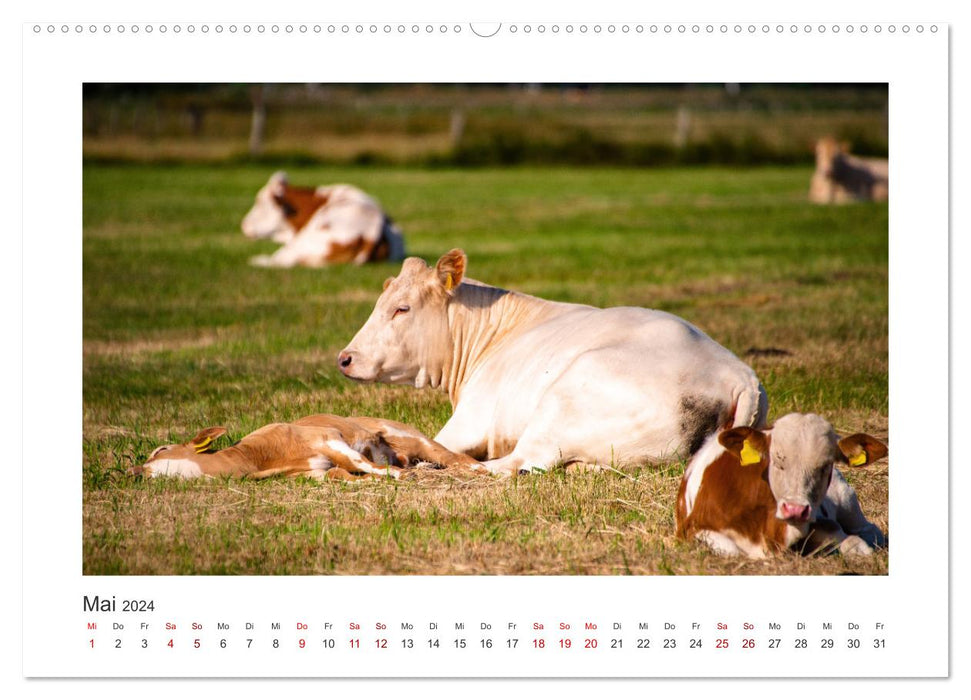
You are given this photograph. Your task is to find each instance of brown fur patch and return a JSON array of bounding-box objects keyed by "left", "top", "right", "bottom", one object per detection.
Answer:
[
  {"left": 677, "top": 444, "right": 789, "bottom": 554},
  {"left": 838, "top": 433, "right": 888, "bottom": 466},
  {"left": 276, "top": 184, "right": 328, "bottom": 231},
  {"left": 323, "top": 237, "right": 370, "bottom": 264}
]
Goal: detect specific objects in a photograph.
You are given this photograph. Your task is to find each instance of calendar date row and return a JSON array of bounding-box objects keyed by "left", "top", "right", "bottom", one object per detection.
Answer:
[{"left": 89, "top": 636, "right": 887, "bottom": 651}]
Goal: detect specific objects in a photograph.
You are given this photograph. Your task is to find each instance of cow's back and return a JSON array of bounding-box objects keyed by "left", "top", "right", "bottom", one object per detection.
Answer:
[
  {"left": 481, "top": 306, "right": 746, "bottom": 377},
  {"left": 454, "top": 304, "right": 763, "bottom": 461}
]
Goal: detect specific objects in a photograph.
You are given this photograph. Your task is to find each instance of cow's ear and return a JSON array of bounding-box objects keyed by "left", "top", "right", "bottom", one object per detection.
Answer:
[
  {"left": 189, "top": 427, "right": 228, "bottom": 454},
  {"left": 719, "top": 427, "right": 768, "bottom": 466},
  {"left": 269, "top": 171, "right": 288, "bottom": 197},
  {"left": 435, "top": 249, "right": 466, "bottom": 294},
  {"left": 383, "top": 277, "right": 395, "bottom": 291},
  {"left": 838, "top": 434, "right": 887, "bottom": 467}
]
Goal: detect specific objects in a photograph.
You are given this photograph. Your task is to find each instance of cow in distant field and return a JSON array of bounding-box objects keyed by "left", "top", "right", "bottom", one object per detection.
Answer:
[
  {"left": 338, "top": 249, "right": 768, "bottom": 475},
  {"left": 241, "top": 172, "right": 406, "bottom": 268},
  {"left": 676, "top": 413, "right": 887, "bottom": 558},
  {"left": 809, "top": 137, "right": 889, "bottom": 204},
  {"left": 132, "top": 414, "right": 480, "bottom": 480}
]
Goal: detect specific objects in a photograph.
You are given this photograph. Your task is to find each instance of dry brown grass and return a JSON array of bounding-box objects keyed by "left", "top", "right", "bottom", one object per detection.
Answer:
[{"left": 83, "top": 461, "right": 889, "bottom": 576}]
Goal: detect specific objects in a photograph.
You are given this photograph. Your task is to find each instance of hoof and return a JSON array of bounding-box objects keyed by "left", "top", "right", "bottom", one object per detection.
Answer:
[
  {"left": 839, "top": 535, "right": 874, "bottom": 557},
  {"left": 249, "top": 255, "right": 275, "bottom": 268}
]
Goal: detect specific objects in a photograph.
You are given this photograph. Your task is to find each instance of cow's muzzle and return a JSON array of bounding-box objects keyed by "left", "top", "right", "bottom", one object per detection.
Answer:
[
  {"left": 338, "top": 351, "right": 354, "bottom": 372},
  {"left": 780, "top": 502, "right": 812, "bottom": 523},
  {"left": 337, "top": 349, "right": 382, "bottom": 382}
]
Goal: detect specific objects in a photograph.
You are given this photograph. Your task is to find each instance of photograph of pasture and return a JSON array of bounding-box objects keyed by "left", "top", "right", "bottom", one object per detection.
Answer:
[{"left": 83, "top": 84, "right": 888, "bottom": 575}]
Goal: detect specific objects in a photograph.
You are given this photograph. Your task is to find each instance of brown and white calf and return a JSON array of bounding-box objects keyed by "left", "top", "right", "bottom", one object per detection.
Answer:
[
  {"left": 241, "top": 172, "right": 406, "bottom": 267},
  {"left": 808, "top": 137, "right": 889, "bottom": 204},
  {"left": 132, "top": 414, "right": 481, "bottom": 480},
  {"left": 676, "top": 413, "right": 887, "bottom": 558}
]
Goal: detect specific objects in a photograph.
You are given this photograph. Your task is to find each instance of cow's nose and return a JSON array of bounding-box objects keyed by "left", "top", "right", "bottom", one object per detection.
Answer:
[
  {"left": 338, "top": 351, "right": 354, "bottom": 371},
  {"left": 781, "top": 503, "right": 811, "bottom": 522}
]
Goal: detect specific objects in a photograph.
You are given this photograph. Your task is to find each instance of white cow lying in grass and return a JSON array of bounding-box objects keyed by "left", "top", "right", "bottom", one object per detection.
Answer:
[
  {"left": 676, "top": 413, "right": 887, "bottom": 558},
  {"left": 338, "top": 249, "right": 768, "bottom": 475},
  {"left": 241, "top": 172, "right": 406, "bottom": 268}
]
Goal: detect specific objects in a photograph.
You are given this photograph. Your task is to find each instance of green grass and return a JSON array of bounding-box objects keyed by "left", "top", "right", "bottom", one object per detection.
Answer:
[{"left": 82, "top": 163, "right": 888, "bottom": 575}]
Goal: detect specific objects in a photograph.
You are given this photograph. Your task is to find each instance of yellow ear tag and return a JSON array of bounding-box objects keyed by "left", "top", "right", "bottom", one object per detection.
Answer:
[
  {"left": 849, "top": 450, "right": 867, "bottom": 467},
  {"left": 445, "top": 272, "right": 453, "bottom": 292},
  {"left": 739, "top": 439, "right": 762, "bottom": 466},
  {"left": 193, "top": 436, "right": 214, "bottom": 454}
]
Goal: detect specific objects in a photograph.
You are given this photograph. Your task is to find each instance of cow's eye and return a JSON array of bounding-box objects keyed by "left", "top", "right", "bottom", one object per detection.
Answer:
[{"left": 392, "top": 305, "right": 410, "bottom": 319}]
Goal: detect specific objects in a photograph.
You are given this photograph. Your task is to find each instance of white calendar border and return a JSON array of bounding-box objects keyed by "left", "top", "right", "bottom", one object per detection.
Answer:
[{"left": 15, "top": 0, "right": 957, "bottom": 689}]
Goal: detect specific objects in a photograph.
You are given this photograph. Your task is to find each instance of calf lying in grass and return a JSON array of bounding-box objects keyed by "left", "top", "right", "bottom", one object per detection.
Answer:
[
  {"left": 241, "top": 172, "right": 405, "bottom": 268},
  {"left": 676, "top": 413, "right": 887, "bottom": 559},
  {"left": 133, "top": 414, "right": 481, "bottom": 481}
]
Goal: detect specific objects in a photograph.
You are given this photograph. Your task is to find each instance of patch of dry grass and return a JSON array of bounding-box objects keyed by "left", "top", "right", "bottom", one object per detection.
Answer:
[{"left": 83, "top": 464, "right": 889, "bottom": 576}]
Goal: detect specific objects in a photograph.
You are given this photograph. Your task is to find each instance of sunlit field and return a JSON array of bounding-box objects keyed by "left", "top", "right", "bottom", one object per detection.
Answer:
[{"left": 82, "top": 164, "right": 888, "bottom": 575}]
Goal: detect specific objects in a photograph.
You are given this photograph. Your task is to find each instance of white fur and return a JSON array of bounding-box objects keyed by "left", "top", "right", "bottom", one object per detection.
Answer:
[
  {"left": 819, "top": 468, "right": 887, "bottom": 550},
  {"left": 697, "top": 530, "right": 764, "bottom": 558},
  {"left": 308, "top": 455, "right": 334, "bottom": 472},
  {"left": 325, "top": 439, "right": 399, "bottom": 479},
  {"left": 241, "top": 172, "right": 291, "bottom": 240},
  {"left": 378, "top": 424, "right": 432, "bottom": 445},
  {"left": 839, "top": 535, "right": 875, "bottom": 556},
  {"left": 680, "top": 433, "right": 726, "bottom": 517},
  {"left": 148, "top": 458, "right": 203, "bottom": 478},
  {"left": 437, "top": 309, "right": 766, "bottom": 475}
]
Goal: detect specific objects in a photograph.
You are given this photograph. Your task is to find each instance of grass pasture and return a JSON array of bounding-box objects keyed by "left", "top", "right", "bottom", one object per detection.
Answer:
[{"left": 83, "top": 164, "right": 888, "bottom": 575}]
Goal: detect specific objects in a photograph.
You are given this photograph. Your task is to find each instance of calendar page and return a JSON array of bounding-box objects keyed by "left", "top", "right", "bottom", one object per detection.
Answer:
[{"left": 19, "top": 0, "right": 954, "bottom": 688}]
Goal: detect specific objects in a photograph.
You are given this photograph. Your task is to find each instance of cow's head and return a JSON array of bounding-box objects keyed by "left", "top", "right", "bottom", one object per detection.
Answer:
[
  {"left": 814, "top": 137, "right": 850, "bottom": 177},
  {"left": 241, "top": 171, "right": 295, "bottom": 242},
  {"left": 338, "top": 249, "right": 466, "bottom": 388},
  {"left": 719, "top": 414, "right": 886, "bottom": 526},
  {"left": 130, "top": 427, "right": 227, "bottom": 477}
]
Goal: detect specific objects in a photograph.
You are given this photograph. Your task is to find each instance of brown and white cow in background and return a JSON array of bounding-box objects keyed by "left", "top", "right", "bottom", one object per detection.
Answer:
[
  {"left": 338, "top": 249, "right": 768, "bottom": 475},
  {"left": 241, "top": 172, "right": 406, "bottom": 268},
  {"left": 676, "top": 413, "right": 887, "bottom": 558},
  {"left": 132, "top": 413, "right": 481, "bottom": 480},
  {"left": 809, "top": 137, "right": 889, "bottom": 204}
]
